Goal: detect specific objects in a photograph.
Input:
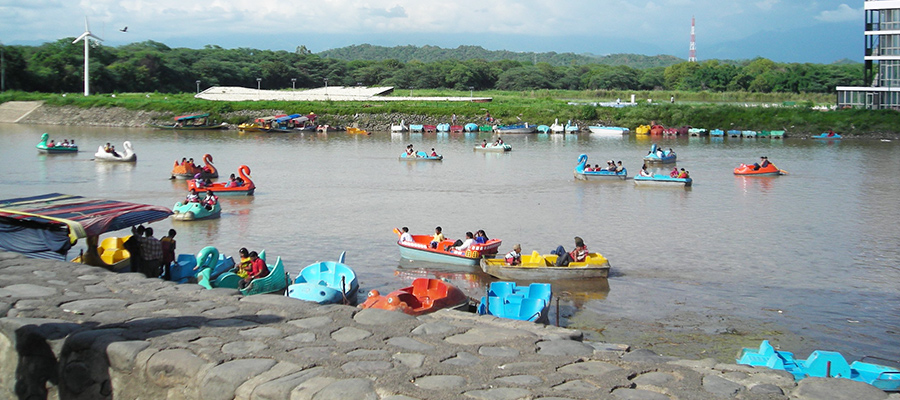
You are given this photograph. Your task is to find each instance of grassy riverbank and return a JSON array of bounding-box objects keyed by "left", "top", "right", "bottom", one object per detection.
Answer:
[{"left": 3, "top": 90, "right": 898, "bottom": 136}]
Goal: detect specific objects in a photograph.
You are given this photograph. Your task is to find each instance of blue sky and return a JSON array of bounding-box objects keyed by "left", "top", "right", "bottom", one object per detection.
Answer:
[{"left": 0, "top": 0, "right": 864, "bottom": 63}]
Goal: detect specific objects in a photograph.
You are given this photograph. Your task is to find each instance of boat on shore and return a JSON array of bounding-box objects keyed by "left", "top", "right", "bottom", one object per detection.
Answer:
[
  {"left": 288, "top": 252, "right": 359, "bottom": 305},
  {"left": 688, "top": 128, "right": 708, "bottom": 136},
  {"left": 480, "top": 250, "right": 611, "bottom": 280},
  {"left": 171, "top": 154, "right": 218, "bottom": 180},
  {"left": 496, "top": 123, "right": 536, "bottom": 134},
  {"left": 450, "top": 125, "right": 464, "bottom": 132},
  {"left": 94, "top": 141, "right": 136, "bottom": 162},
  {"left": 394, "top": 228, "right": 501, "bottom": 266},
  {"left": 359, "top": 277, "right": 468, "bottom": 316},
  {"left": 463, "top": 123, "right": 478, "bottom": 132},
  {"left": 346, "top": 127, "right": 370, "bottom": 135},
  {"left": 36, "top": 133, "right": 78, "bottom": 154},
  {"left": 150, "top": 113, "right": 228, "bottom": 130},
  {"left": 635, "top": 125, "right": 651, "bottom": 135},
  {"left": 409, "top": 124, "right": 424, "bottom": 133},
  {"left": 239, "top": 250, "right": 290, "bottom": 296},
  {"left": 550, "top": 119, "right": 564, "bottom": 134},
  {"left": 188, "top": 165, "right": 255, "bottom": 195},
  {"left": 574, "top": 154, "right": 627, "bottom": 180},
  {"left": 737, "top": 340, "right": 900, "bottom": 391},
  {"left": 477, "top": 282, "right": 552, "bottom": 323},
  {"left": 588, "top": 126, "right": 630, "bottom": 136},
  {"left": 391, "top": 121, "right": 408, "bottom": 132},
  {"left": 634, "top": 174, "right": 692, "bottom": 187},
  {"left": 643, "top": 144, "right": 676, "bottom": 164}
]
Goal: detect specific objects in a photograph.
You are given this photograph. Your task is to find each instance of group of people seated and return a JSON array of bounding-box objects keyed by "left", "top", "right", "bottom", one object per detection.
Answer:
[
  {"left": 47, "top": 139, "right": 76, "bottom": 148},
  {"left": 398, "top": 227, "right": 490, "bottom": 254},
  {"left": 668, "top": 167, "right": 690, "bottom": 178},
  {"left": 551, "top": 237, "right": 589, "bottom": 266},
  {"left": 585, "top": 160, "right": 624, "bottom": 173},
  {"left": 224, "top": 173, "right": 245, "bottom": 187},
  {"left": 405, "top": 145, "right": 440, "bottom": 157},
  {"left": 185, "top": 188, "right": 218, "bottom": 209},
  {"left": 101, "top": 142, "right": 120, "bottom": 157},
  {"left": 236, "top": 247, "right": 269, "bottom": 289},
  {"left": 176, "top": 157, "right": 199, "bottom": 169},
  {"left": 648, "top": 147, "right": 673, "bottom": 158},
  {"left": 479, "top": 137, "right": 504, "bottom": 148},
  {"left": 752, "top": 156, "right": 771, "bottom": 171}
]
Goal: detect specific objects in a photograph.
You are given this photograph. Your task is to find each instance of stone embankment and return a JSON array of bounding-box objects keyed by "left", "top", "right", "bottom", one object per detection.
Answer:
[{"left": 0, "top": 251, "right": 893, "bottom": 400}]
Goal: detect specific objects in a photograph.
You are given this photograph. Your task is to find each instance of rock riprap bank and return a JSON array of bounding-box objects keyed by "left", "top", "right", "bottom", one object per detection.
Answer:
[{"left": 0, "top": 251, "right": 892, "bottom": 400}]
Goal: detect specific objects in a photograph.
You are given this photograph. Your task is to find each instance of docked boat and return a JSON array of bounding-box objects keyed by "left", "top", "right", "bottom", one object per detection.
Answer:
[
  {"left": 634, "top": 174, "right": 692, "bottom": 187},
  {"left": 477, "top": 282, "right": 552, "bottom": 323},
  {"left": 474, "top": 143, "right": 512, "bottom": 152},
  {"left": 565, "top": 120, "right": 579, "bottom": 133},
  {"left": 450, "top": 125, "right": 464, "bottom": 132},
  {"left": 316, "top": 124, "right": 343, "bottom": 133},
  {"left": 391, "top": 120, "right": 408, "bottom": 132},
  {"left": 171, "top": 154, "right": 218, "bottom": 180},
  {"left": 463, "top": 123, "right": 479, "bottom": 132},
  {"left": 688, "top": 128, "right": 708, "bottom": 136},
  {"left": 94, "top": 141, "right": 136, "bottom": 162},
  {"left": 36, "top": 133, "right": 78, "bottom": 154},
  {"left": 436, "top": 123, "right": 450, "bottom": 132},
  {"left": 358, "top": 277, "right": 468, "bottom": 316},
  {"left": 635, "top": 125, "right": 651, "bottom": 135},
  {"left": 72, "top": 235, "right": 132, "bottom": 272},
  {"left": 813, "top": 132, "right": 842, "bottom": 139},
  {"left": 770, "top": 130, "right": 786, "bottom": 139},
  {"left": 742, "top": 130, "right": 758, "bottom": 138},
  {"left": 643, "top": 144, "right": 677, "bottom": 164},
  {"left": 150, "top": 113, "right": 228, "bottom": 130},
  {"left": 734, "top": 163, "right": 784, "bottom": 176},
  {"left": 757, "top": 130, "right": 771, "bottom": 138},
  {"left": 188, "top": 165, "right": 255, "bottom": 195},
  {"left": 574, "top": 154, "right": 627, "bottom": 180},
  {"left": 537, "top": 125, "right": 550, "bottom": 133},
  {"left": 287, "top": 252, "right": 359, "bottom": 305},
  {"left": 479, "top": 125, "right": 494, "bottom": 132},
  {"left": 737, "top": 340, "right": 900, "bottom": 391},
  {"left": 588, "top": 126, "right": 629, "bottom": 136},
  {"left": 400, "top": 151, "right": 442, "bottom": 161},
  {"left": 496, "top": 123, "right": 536, "bottom": 134},
  {"left": 172, "top": 201, "right": 221, "bottom": 221},
  {"left": 346, "top": 127, "right": 370, "bottom": 135},
  {"left": 169, "top": 246, "right": 235, "bottom": 286},
  {"left": 663, "top": 127, "right": 679, "bottom": 136},
  {"left": 480, "top": 250, "right": 611, "bottom": 280},
  {"left": 239, "top": 250, "right": 290, "bottom": 296},
  {"left": 650, "top": 125, "right": 665, "bottom": 135},
  {"left": 710, "top": 129, "right": 725, "bottom": 137},
  {"left": 728, "top": 129, "right": 742, "bottom": 138},
  {"left": 394, "top": 227, "right": 501, "bottom": 266},
  {"left": 409, "top": 124, "right": 424, "bottom": 133},
  {"left": 423, "top": 125, "right": 437, "bottom": 133},
  {"left": 550, "top": 119, "right": 564, "bottom": 134}
]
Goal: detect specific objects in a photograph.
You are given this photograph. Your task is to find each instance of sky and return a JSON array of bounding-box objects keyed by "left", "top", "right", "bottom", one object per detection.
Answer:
[{"left": 0, "top": 0, "right": 865, "bottom": 63}]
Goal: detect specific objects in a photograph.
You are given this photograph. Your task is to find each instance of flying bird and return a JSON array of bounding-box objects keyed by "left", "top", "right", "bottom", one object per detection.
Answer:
[{"left": 120, "top": 26, "right": 128, "bottom": 32}]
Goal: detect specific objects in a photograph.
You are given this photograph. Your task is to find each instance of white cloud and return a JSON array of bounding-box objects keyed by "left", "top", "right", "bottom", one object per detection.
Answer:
[
  {"left": 755, "top": 0, "right": 779, "bottom": 11},
  {"left": 815, "top": 4, "right": 862, "bottom": 23}
]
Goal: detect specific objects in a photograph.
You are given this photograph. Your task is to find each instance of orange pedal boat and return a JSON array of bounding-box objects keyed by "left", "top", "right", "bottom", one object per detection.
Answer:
[
  {"left": 734, "top": 163, "right": 784, "bottom": 176},
  {"left": 359, "top": 278, "right": 469, "bottom": 316},
  {"left": 172, "top": 154, "right": 218, "bottom": 180},
  {"left": 188, "top": 165, "right": 255, "bottom": 195}
]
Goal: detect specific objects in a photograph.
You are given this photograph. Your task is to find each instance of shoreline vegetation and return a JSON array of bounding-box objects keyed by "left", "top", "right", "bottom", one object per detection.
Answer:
[{"left": 3, "top": 90, "right": 899, "bottom": 137}]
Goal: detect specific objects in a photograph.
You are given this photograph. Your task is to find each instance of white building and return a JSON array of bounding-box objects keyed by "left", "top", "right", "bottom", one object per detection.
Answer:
[{"left": 837, "top": 0, "right": 900, "bottom": 109}]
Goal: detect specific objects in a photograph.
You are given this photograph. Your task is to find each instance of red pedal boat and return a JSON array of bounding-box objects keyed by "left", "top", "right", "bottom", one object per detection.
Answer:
[
  {"left": 734, "top": 163, "right": 784, "bottom": 176},
  {"left": 171, "top": 154, "right": 218, "bottom": 180},
  {"left": 188, "top": 165, "right": 255, "bottom": 195},
  {"left": 358, "top": 278, "right": 468, "bottom": 316}
]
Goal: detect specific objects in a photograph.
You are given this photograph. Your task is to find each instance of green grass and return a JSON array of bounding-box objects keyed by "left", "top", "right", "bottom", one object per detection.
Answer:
[{"left": 1, "top": 90, "right": 896, "bottom": 135}]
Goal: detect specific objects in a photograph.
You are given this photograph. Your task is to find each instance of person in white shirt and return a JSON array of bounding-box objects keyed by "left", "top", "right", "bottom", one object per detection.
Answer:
[
  {"left": 449, "top": 232, "right": 475, "bottom": 252},
  {"left": 399, "top": 227, "right": 414, "bottom": 242}
]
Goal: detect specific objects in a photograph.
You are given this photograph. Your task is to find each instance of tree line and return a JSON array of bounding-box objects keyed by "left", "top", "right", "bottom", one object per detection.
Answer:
[{"left": 0, "top": 40, "right": 864, "bottom": 94}]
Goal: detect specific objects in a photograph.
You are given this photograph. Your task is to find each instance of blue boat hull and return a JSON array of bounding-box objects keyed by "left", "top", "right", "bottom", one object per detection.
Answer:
[
  {"left": 288, "top": 260, "right": 359, "bottom": 305},
  {"left": 478, "top": 282, "right": 552, "bottom": 323}
]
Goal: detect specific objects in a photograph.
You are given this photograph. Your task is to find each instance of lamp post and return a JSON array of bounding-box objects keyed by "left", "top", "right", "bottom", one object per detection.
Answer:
[
  {"left": 469, "top": 86, "right": 474, "bottom": 98},
  {"left": 195, "top": 80, "right": 201, "bottom": 94},
  {"left": 256, "top": 78, "right": 262, "bottom": 90},
  {"left": 291, "top": 78, "right": 296, "bottom": 90}
]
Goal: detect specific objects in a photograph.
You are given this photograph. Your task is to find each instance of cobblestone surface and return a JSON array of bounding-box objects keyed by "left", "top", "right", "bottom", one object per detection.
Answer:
[{"left": 0, "top": 251, "right": 895, "bottom": 400}]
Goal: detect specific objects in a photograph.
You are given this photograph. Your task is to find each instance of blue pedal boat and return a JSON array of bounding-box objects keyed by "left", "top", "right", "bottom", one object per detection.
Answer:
[
  {"left": 737, "top": 340, "right": 900, "bottom": 391},
  {"left": 168, "top": 246, "right": 234, "bottom": 286},
  {"left": 399, "top": 151, "right": 442, "bottom": 161},
  {"left": 710, "top": 129, "right": 725, "bottom": 136},
  {"left": 574, "top": 154, "right": 627, "bottom": 180},
  {"left": 634, "top": 174, "right": 692, "bottom": 187},
  {"left": 477, "top": 282, "right": 552, "bottom": 323},
  {"left": 643, "top": 144, "right": 676, "bottom": 164},
  {"left": 288, "top": 252, "right": 359, "bottom": 305}
]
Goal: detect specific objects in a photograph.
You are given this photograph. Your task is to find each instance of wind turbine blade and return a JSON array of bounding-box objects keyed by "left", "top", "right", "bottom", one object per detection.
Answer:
[
  {"left": 85, "top": 16, "right": 90, "bottom": 32},
  {"left": 87, "top": 33, "right": 103, "bottom": 42},
  {"left": 73, "top": 32, "right": 90, "bottom": 43}
]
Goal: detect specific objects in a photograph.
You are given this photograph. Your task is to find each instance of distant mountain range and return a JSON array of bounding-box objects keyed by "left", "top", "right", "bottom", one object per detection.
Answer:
[{"left": 317, "top": 44, "right": 686, "bottom": 69}]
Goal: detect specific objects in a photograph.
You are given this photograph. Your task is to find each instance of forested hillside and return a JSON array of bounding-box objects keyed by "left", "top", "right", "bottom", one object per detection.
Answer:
[{"left": 318, "top": 44, "right": 684, "bottom": 68}]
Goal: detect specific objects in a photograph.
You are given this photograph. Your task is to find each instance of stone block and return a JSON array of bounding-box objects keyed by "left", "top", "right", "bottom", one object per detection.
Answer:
[
  {"left": 199, "top": 358, "right": 277, "bottom": 400},
  {"left": 146, "top": 348, "right": 210, "bottom": 387},
  {"left": 249, "top": 366, "right": 324, "bottom": 400}
]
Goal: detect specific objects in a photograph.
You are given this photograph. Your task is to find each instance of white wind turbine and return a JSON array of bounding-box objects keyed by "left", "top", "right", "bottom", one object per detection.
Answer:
[{"left": 72, "top": 17, "right": 102, "bottom": 96}]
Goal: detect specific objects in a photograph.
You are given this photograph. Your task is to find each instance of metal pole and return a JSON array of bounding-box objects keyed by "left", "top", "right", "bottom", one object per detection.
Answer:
[
  {"left": 291, "top": 78, "right": 296, "bottom": 90},
  {"left": 0, "top": 44, "right": 5, "bottom": 92},
  {"left": 195, "top": 80, "right": 200, "bottom": 94}
]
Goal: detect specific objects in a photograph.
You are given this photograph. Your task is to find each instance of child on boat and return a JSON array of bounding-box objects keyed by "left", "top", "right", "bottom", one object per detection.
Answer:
[{"left": 430, "top": 227, "right": 444, "bottom": 249}]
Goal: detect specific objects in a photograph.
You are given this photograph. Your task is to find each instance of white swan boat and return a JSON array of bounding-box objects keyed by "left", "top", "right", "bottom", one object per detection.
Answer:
[{"left": 94, "top": 141, "right": 137, "bottom": 162}]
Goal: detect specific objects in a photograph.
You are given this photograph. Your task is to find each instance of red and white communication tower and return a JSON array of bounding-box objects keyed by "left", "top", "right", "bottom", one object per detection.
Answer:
[{"left": 689, "top": 16, "right": 697, "bottom": 62}]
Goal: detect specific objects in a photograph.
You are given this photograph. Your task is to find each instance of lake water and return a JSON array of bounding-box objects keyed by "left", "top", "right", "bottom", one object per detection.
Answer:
[{"left": 1, "top": 123, "right": 898, "bottom": 363}]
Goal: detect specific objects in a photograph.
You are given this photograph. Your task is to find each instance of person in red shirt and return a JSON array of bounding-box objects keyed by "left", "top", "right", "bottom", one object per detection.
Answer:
[{"left": 239, "top": 251, "right": 269, "bottom": 289}]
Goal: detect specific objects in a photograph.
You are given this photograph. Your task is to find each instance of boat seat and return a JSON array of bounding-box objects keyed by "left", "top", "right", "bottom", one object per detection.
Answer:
[
  {"left": 528, "top": 283, "right": 552, "bottom": 302},
  {"left": 101, "top": 236, "right": 124, "bottom": 250},
  {"left": 489, "top": 281, "right": 515, "bottom": 298},
  {"left": 803, "top": 351, "right": 851, "bottom": 378}
]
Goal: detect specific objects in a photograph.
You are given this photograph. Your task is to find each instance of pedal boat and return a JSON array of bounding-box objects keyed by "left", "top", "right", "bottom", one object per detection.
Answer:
[
  {"left": 733, "top": 163, "right": 784, "bottom": 176},
  {"left": 358, "top": 277, "right": 468, "bottom": 316},
  {"left": 478, "top": 282, "right": 552, "bottom": 323},
  {"left": 473, "top": 143, "right": 512, "bottom": 152},
  {"left": 399, "top": 151, "right": 442, "bottom": 161},
  {"left": 642, "top": 144, "right": 676, "bottom": 164},
  {"left": 813, "top": 132, "right": 842, "bottom": 139},
  {"left": 171, "top": 153, "right": 218, "bottom": 180},
  {"left": 394, "top": 228, "right": 501, "bottom": 266},
  {"left": 574, "top": 154, "right": 627, "bottom": 180},
  {"left": 36, "top": 133, "right": 78, "bottom": 154},
  {"left": 288, "top": 252, "right": 359, "bottom": 305},
  {"left": 480, "top": 250, "right": 610, "bottom": 280},
  {"left": 634, "top": 174, "right": 692, "bottom": 187},
  {"left": 172, "top": 201, "right": 221, "bottom": 221},
  {"left": 188, "top": 165, "right": 255, "bottom": 195},
  {"left": 94, "top": 141, "right": 136, "bottom": 162}
]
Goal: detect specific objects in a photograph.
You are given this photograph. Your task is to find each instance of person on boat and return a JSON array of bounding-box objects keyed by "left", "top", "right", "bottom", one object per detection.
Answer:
[
  {"left": 552, "top": 237, "right": 588, "bottom": 267},
  {"left": 752, "top": 156, "right": 770, "bottom": 171},
  {"left": 188, "top": 158, "right": 197, "bottom": 169},
  {"left": 606, "top": 161, "right": 617, "bottom": 171},
  {"left": 62, "top": 139, "right": 70, "bottom": 147},
  {"left": 238, "top": 251, "right": 269, "bottom": 290},
  {"left": 474, "top": 230, "right": 489, "bottom": 244},
  {"left": 225, "top": 173, "right": 237, "bottom": 188},
  {"left": 496, "top": 137, "right": 504, "bottom": 145},
  {"left": 180, "top": 157, "right": 187, "bottom": 166},
  {"left": 235, "top": 176, "right": 245, "bottom": 187},
  {"left": 186, "top": 189, "right": 200, "bottom": 203},
  {"left": 194, "top": 177, "right": 206, "bottom": 188},
  {"left": 669, "top": 167, "right": 679, "bottom": 178},
  {"left": 482, "top": 140, "right": 488, "bottom": 148},
  {"left": 615, "top": 161, "right": 624, "bottom": 173},
  {"left": 109, "top": 145, "right": 120, "bottom": 157},
  {"left": 406, "top": 144, "right": 415, "bottom": 156},
  {"left": 160, "top": 229, "right": 177, "bottom": 279},
  {"left": 448, "top": 232, "right": 476, "bottom": 253},
  {"left": 827, "top": 129, "right": 836, "bottom": 137},
  {"left": 677, "top": 168, "right": 689, "bottom": 179},
  {"left": 105, "top": 143, "right": 113, "bottom": 153},
  {"left": 233, "top": 247, "right": 251, "bottom": 278},
  {"left": 505, "top": 244, "right": 522, "bottom": 266},
  {"left": 430, "top": 148, "right": 438, "bottom": 157},
  {"left": 656, "top": 148, "right": 665, "bottom": 158},
  {"left": 584, "top": 164, "right": 593, "bottom": 172},
  {"left": 203, "top": 190, "right": 218, "bottom": 210},
  {"left": 399, "top": 227, "right": 414, "bottom": 242},
  {"left": 47, "top": 140, "right": 55, "bottom": 148},
  {"left": 69, "top": 139, "right": 76, "bottom": 148},
  {"left": 430, "top": 226, "right": 444, "bottom": 249},
  {"left": 639, "top": 164, "right": 652, "bottom": 177}
]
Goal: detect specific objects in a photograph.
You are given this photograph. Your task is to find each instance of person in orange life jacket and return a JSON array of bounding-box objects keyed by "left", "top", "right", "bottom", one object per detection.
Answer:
[
  {"left": 677, "top": 168, "right": 689, "bottom": 179},
  {"left": 551, "top": 237, "right": 588, "bottom": 266}
]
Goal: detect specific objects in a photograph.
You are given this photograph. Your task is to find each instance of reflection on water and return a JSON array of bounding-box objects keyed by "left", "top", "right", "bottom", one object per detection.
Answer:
[{"left": 1, "top": 124, "right": 898, "bottom": 362}]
